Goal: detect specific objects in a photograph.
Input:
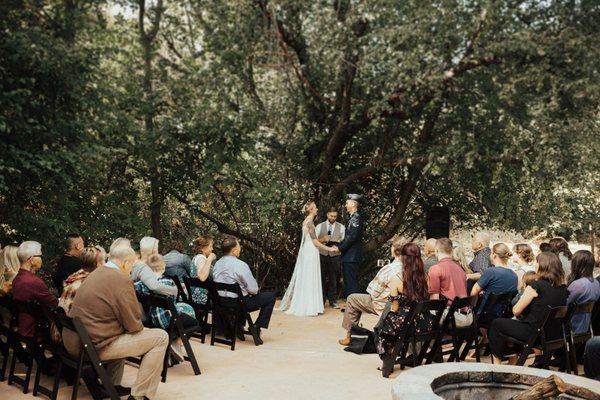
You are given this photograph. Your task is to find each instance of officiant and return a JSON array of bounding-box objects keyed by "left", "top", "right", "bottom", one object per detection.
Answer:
[
  {"left": 332, "top": 194, "right": 364, "bottom": 297},
  {"left": 316, "top": 208, "right": 345, "bottom": 309}
]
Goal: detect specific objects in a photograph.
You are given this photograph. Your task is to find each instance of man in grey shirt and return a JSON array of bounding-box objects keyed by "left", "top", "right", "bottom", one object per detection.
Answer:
[{"left": 212, "top": 237, "right": 276, "bottom": 339}]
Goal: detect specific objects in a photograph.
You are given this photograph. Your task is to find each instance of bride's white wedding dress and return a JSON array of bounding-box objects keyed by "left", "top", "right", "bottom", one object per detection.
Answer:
[{"left": 278, "top": 219, "right": 324, "bottom": 316}]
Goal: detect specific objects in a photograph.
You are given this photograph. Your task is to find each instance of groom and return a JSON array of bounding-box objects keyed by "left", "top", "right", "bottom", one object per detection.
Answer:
[{"left": 332, "top": 194, "right": 364, "bottom": 298}]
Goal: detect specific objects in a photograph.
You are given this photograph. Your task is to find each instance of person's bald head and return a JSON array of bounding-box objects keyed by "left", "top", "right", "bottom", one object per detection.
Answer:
[{"left": 424, "top": 238, "right": 437, "bottom": 257}]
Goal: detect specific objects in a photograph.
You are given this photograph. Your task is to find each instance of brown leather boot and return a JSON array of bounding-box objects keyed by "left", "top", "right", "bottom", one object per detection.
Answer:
[{"left": 338, "top": 336, "right": 351, "bottom": 346}]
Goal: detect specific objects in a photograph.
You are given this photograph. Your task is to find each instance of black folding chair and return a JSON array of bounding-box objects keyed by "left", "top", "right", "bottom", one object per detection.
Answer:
[
  {"left": 381, "top": 299, "right": 446, "bottom": 378},
  {"left": 474, "top": 291, "right": 516, "bottom": 361},
  {"left": 210, "top": 282, "right": 262, "bottom": 350},
  {"left": 7, "top": 300, "right": 41, "bottom": 394},
  {"left": 426, "top": 294, "right": 480, "bottom": 364},
  {"left": 164, "top": 275, "right": 188, "bottom": 303},
  {"left": 566, "top": 301, "right": 596, "bottom": 375},
  {"left": 142, "top": 293, "right": 202, "bottom": 381},
  {"left": 183, "top": 277, "right": 213, "bottom": 343},
  {"left": 503, "top": 305, "right": 571, "bottom": 372},
  {"left": 0, "top": 295, "right": 17, "bottom": 381},
  {"left": 62, "top": 315, "right": 121, "bottom": 400}
]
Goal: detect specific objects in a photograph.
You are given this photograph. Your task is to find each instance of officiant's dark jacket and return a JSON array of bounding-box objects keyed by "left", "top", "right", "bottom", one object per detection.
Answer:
[{"left": 338, "top": 211, "right": 363, "bottom": 263}]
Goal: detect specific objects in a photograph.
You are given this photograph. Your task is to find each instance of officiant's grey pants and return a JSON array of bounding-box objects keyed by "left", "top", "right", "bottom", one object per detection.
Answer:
[{"left": 342, "top": 294, "right": 376, "bottom": 331}]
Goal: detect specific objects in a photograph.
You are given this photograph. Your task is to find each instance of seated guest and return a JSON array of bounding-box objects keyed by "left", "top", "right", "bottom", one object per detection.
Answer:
[
  {"left": 511, "top": 271, "right": 537, "bottom": 306},
  {"left": 65, "top": 244, "right": 168, "bottom": 400},
  {"left": 584, "top": 336, "right": 600, "bottom": 380},
  {"left": 134, "top": 254, "right": 196, "bottom": 361},
  {"left": 131, "top": 237, "right": 177, "bottom": 297},
  {"left": 0, "top": 245, "right": 19, "bottom": 326},
  {"left": 567, "top": 250, "right": 600, "bottom": 334},
  {"left": 549, "top": 237, "right": 572, "bottom": 277},
  {"left": 0, "top": 245, "right": 19, "bottom": 295},
  {"left": 212, "top": 237, "right": 276, "bottom": 340},
  {"left": 52, "top": 233, "right": 84, "bottom": 294},
  {"left": 428, "top": 238, "right": 472, "bottom": 327},
  {"left": 488, "top": 252, "right": 568, "bottom": 361},
  {"left": 12, "top": 241, "right": 59, "bottom": 337},
  {"left": 58, "top": 246, "right": 102, "bottom": 315},
  {"left": 109, "top": 237, "right": 131, "bottom": 252},
  {"left": 469, "top": 232, "right": 493, "bottom": 274},
  {"left": 452, "top": 243, "right": 473, "bottom": 274},
  {"left": 423, "top": 238, "right": 437, "bottom": 273},
  {"left": 539, "top": 242, "right": 552, "bottom": 253},
  {"left": 189, "top": 236, "right": 217, "bottom": 304},
  {"left": 375, "top": 242, "right": 433, "bottom": 357},
  {"left": 512, "top": 243, "right": 536, "bottom": 286},
  {"left": 339, "top": 238, "right": 403, "bottom": 346},
  {"left": 163, "top": 239, "right": 193, "bottom": 282},
  {"left": 470, "top": 243, "right": 518, "bottom": 320}
]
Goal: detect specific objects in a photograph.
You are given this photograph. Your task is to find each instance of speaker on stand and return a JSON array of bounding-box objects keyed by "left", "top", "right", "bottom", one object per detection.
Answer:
[{"left": 425, "top": 206, "right": 450, "bottom": 239}]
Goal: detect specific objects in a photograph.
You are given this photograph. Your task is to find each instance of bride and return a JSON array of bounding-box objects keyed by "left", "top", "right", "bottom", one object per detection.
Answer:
[{"left": 279, "top": 201, "right": 337, "bottom": 316}]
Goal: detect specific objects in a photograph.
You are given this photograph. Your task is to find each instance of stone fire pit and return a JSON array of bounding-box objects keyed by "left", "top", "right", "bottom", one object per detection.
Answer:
[{"left": 392, "top": 363, "right": 600, "bottom": 400}]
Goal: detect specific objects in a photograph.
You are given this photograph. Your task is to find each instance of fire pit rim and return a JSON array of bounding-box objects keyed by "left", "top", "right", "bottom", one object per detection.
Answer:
[{"left": 391, "top": 363, "right": 600, "bottom": 400}]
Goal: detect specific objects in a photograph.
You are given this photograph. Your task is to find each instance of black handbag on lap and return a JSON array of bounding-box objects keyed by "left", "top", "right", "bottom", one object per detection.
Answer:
[{"left": 344, "top": 325, "right": 377, "bottom": 354}]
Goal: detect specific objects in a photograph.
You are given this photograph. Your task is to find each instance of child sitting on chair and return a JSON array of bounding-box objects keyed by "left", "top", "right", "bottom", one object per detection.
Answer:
[
  {"left": 511, "top": 271, "right": 537, "bottom": 308},
  {"left": 135, "top": 254, "right": 197, "bottom": 361}
]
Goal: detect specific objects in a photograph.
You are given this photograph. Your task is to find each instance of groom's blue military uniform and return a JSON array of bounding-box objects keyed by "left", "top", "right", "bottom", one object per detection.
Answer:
[{"left": 337, "top": 211, "right": 363, "bottom": 297}]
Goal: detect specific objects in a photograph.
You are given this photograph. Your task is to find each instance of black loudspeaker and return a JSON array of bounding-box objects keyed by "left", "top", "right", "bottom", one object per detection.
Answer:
[{"left": 425, "top": 207, "right": 450, "bottom": 239}]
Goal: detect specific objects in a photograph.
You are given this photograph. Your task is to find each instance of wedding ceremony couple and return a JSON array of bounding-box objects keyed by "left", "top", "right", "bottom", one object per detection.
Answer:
[{"left": 278, "top": 194, "right": 364, "bottom": 317}]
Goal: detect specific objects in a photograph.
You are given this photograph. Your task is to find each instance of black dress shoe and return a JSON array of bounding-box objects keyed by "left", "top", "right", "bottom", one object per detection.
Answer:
[
  {"left": 115, "top": 385, "right": 131, "bottom": 396},
  {"left": 127, "top": 395, "right": 150, "bottom": 400}
]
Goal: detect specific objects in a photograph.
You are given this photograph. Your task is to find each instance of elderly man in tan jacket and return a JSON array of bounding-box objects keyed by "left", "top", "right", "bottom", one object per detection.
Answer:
[{"left": 64, "top": 244, "right": 168, "bottom": 400}]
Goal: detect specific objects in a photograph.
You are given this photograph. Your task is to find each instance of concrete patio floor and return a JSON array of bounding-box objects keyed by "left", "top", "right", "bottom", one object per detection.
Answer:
[{"left": 1, "top": 302, "right": 400, "bottom": 400}]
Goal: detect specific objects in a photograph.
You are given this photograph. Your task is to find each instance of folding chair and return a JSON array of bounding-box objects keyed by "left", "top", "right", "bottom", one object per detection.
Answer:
[
  {"left": 566, "top": 301, "right": 595, "bottom": 375},
  {"left": 7, "top": 300, "right": 41, "bottom": 394},
  {"left": 426, "top": 294, "right": 480, "bottom": 364},
  {"left": 143, "top": 293, "right": 202, "bottom": 381},
  {"left": 474, "top": 291, "right": 515, "bottom": 361},
  {"left": 164, "top": 275, "right": 188, "bottom": 303},
  {"left": 381, "top": 299, "right": 446, "bottom": 378},
  {"left": 210, "top": 282, "right": 262, "bottom": 350},
  {"left": 64, "top": 315, "right": 121, "bottom": 400},
  {"left": 504, "top": 305, "right": 571, "bottom": 372},
  {"left": 183, "top": 277, "right": 213, "bottom": 343},
  {"left": 0, "top": 295, "right": 16, "bottom": 381}
]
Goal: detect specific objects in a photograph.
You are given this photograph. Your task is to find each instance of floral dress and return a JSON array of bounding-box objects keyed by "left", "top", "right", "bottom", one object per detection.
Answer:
[
  {"left": 375, "top": 294, "right": 435, "bottom": 356},
  {"left": 190, "top": 254, "right": 209, "bottom": 305}
]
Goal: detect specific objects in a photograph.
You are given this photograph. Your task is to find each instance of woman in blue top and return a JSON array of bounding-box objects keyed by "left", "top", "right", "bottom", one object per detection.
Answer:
[
  {"left": 567, "top": 250, "right": 600, "bottom": 334},
  {"left": 470, "top": 243, "right": 518, "bottom": 322}
]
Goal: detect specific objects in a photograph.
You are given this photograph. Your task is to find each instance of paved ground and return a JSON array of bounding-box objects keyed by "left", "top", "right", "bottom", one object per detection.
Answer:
[{"left": 1, "top": 303, "right": 399, "bottom": 400}]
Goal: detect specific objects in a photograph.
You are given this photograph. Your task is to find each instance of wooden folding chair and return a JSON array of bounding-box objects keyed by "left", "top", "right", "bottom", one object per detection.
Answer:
[
  {"left": 381, "top": 299, "right": 446, "bottom": 378},
  {"left": 426, "top": 294, "right": 480, "bottom": 364},
  {"left": 210, "top": 282, "right": 262, "bottom": 350},
  {"left": 474, "top": 291, "right": 516, "bottom": 361},
  {"left": 566, "top": 301, "right": 596, "bottom": 375},
  {"left": 7, "top": 300, "right": 40, "bottom": 394},
  {"left": 183, "top": 277, "right": 213, "bottom": 343},
  {"left": 164, "top": 275, "right": 188, "bottom": 303},
  {"left": 503, "top": 305, "right": 571, "bottom": 371},
  {"left": 65, "top": 315, "right": 121, "bottom": 400},
  {"left": 142, "top": 293, "right": 202, "bottom": 381},
  {"left": 0, "top": 295, "right": 17, "bottom": 381}
]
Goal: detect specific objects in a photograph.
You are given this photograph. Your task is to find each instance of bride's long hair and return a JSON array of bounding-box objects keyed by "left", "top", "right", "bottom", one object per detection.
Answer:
[{"left": 302, "top": 201, "right": 316, "bottom": 216}]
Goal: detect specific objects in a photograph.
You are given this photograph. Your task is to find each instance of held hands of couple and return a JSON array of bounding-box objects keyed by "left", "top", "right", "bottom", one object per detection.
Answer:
[{"left": 329, "top": 245, "right": 341, "bottom": 254}]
